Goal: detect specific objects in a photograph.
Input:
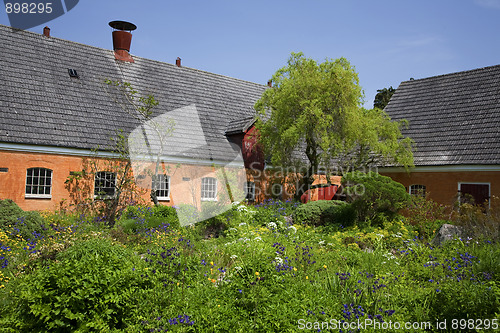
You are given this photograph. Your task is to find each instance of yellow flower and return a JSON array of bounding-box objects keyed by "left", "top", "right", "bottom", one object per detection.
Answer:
[
  {"left": 210, "top": 261, "right": 214, "bottom": 266},
  {"left": 293, "top": 267, "right": 297, "bottom": 271},
  {"left": 323, "top": 265, "right": 327, "bottom": 269},
  {"left": 255, "top": 272, "right": 259, "bottom": 276},
  {"left": 306, "top": 276, "right": 308, "bottom": 280}
]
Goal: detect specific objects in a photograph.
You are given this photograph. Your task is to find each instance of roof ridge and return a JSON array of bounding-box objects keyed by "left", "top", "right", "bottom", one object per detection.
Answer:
[
  {"left": 0, "top": 23, "right": 268, "bottom": 89},
  {"left": 401, "top": 63, "right": 500, "bottom": 84}
]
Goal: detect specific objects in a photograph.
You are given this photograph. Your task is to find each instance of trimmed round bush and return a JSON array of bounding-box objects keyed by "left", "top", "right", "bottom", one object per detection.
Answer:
[{"left": 294, "top": 200, "right": 355, "bottom": 227}]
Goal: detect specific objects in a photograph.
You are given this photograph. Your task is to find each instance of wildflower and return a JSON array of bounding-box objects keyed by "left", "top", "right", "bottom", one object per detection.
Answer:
[
  {"left": 255, "top": 271, "right": 259, "bottom": 276},
  {"left": 210, "top": 261, "right": 214, "bottom": 266},
  {"left": 267, "top": 222, "right": 277, "bottom": 229},
  {"left": 230, "top": 255, "right": 238, "bottom": 260},
  {"left": 274, "top": 257, "right": 283, "bottom": 264},
  {"left": 254, "top": 237, "right": 262, "bottom": 241},
  {"left": 293, "top": 267, "right": 297, "bottom": 271},
  {"left": 306, "top": 276, "right": 308, "bottom": 280},
  {"left": 238, "top": 289, "right": 242, "bottom": 293},
  {"left": 323, "top": 265, "right": 327, "bottom": 269},
  {"left": 239, "top": 222, "right": 247, "bottom": 227}
]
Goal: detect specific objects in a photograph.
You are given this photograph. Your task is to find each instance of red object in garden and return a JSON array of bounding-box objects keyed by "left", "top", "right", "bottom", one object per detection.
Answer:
[{"left": 301, "top": 184, "right": 339, "bottom": 203}]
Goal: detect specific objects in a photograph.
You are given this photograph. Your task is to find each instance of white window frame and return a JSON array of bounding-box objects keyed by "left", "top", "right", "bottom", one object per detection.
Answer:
[
  {"left": 153, "top": 174, "right": 170, "bottom": 201},
  {"left": 25, "top": 167, "right": 52, "bottom": 199},
  {"left": 245, "top": 181, "right": 256, "bottom": 202},
  {"left": 409, "top": 184, "right": 426, "bottom": 197},
  {"left": 94, "top": 171, "right": 116, "bottom": 199},
  {"left": 457, "top": 182, "right": 491, "bottom": 207},
  {"left": 201, "top": 177, "right": 218, "bottom": 201}
]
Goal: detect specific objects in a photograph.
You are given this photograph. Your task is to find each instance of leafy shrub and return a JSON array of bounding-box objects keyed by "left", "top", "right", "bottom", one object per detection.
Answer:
[
  {"left": 401, "top": 195, "right": 450, "bottom": 240},
  {"left": 294, "top": 200, "right": 355, "bottom": 227},
  {"left": 0, "top": 199, "right": 46, "bottom": 241},
  {"left": 152, "top": 205, "right": 180, "bottom": 229},
  {"left": 0, "top": 238, "right": 150, "bottom": 331},
  {"left": 453, "top": 196, "right": 500, "bottom": 241},
  {"left": 251, "top": 199, "right": 298, "bottom": 226},
  {"left": 342, "top": 171, "right": 410, "bottom": 226},
  {"left": 175, "top": 204, "right": 200, "bottom": 226},
  {"left": 120, "top": 205, "right": 153, "bottom": 220}
]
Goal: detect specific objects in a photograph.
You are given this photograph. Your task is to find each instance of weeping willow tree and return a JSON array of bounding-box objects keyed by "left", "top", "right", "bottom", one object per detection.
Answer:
[{"left": 255, "top": 52, "right": 413, "bottom": 200}]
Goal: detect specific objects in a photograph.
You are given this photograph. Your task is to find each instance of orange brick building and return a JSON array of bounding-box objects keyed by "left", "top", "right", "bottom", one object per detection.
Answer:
[
  {"left": 380, "top": 66, "right": 500, "bottom": 206},
  {"left": 1, "top": 22, "right": 499, "bottom": 213},
  {"left": 0, "top": 22, "right": 268, "bottom": 213}
]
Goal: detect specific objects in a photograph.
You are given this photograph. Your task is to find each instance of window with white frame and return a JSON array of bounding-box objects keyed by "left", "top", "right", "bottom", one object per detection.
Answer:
[
  {"left": 94, "top": 171, "right": 116, "bottom": 198},
  {"left": 201, "top": 177, "right": 217, "bottom": 201},
  {"left": 153, "top": 174, "right": 170, "bottom": 200},
  {"left": 409, "top": 184, "right": 426, "bottom": 197},
  {"left": 25, "top": 168, "right": 52, "bottom": 198},
  {"left": 245, "top": 181, "right": 255, "bottom": 202}
]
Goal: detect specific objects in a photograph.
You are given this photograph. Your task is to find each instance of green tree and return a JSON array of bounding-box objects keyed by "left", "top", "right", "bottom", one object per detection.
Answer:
[
  {"left": 254, "top": 52, "right": 413, "bottom": 200},
  {"left": 373, "top": 86, "right": 396, "bottom": 110}
]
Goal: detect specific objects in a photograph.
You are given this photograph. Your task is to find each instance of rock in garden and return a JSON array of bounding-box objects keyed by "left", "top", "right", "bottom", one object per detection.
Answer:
[{"left": 431, "top": 224, "right": 464, "bottom": 246}]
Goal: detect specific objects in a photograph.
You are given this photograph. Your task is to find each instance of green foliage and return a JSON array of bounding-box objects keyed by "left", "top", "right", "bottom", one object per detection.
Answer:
[
  {"left": 255, "top": 52, "right": 413, "bottom": 199},
  {"left": 373, "top": 86, "right": 396, "bottom": 110},
  {"left": 453, "top": 196, "right": 500, "bottom": 241},
  {"left": 342, "top": 171, "right": 410, "bottom": 226},
  {"left": 0, "top": 199, "right": 46, "bottom": 241},
  {"left": 402, "top": 195, "right": 450, "bottom": 240},
  {"left": 294, "top": 200, "right": 355, "bottom": 227},
  {"left": 1, "top": 201, "right": 500, "bottom": 332},
  {"left": 0, "top": 238, "right": 149, "bottom": 332},
  {"left": 152, "top": 205, "right": 180, "bottom": 229}
]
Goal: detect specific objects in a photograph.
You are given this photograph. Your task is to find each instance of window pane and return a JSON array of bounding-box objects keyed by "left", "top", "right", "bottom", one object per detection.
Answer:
[{"left": 25, "top": 168, "right": 52, "bottom": 197}]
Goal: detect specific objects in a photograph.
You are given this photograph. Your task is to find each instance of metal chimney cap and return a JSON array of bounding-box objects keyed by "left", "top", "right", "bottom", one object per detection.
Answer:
[{"left": 109, "top": 21, "right": 137, "bottom": 31}]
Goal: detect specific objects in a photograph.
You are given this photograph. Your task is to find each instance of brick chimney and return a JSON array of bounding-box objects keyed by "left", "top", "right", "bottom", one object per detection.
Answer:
[
  {"left": 109, "top": 21, "right": 137, "bottom": 63},
  {"left": 176, "top": 57, "right": 181, "bottom": 67},
  {"left": 43, "top": 26, "right": 50, "bottom": 37}
]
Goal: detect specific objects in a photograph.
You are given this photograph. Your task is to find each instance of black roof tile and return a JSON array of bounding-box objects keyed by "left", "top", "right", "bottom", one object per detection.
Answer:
[
  {"left": 0, "top": 25, "right": 266, "bottom": 162},
  {"left": 385, "top": 65, "right": 500, "bottom": 166}
]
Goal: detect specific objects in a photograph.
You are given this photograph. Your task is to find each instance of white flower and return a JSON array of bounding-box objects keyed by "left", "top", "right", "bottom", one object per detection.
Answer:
[
  {"left": 232, "top": 201, "right": 240, "bottom": 206},
  {"left": 239, "top": 222, "right": 247, "bottom": 227},
  {"left": 287, "top": 226, "right": 297, "bottom": 234},
  {"left": 274, "top": 257, "right": 283, "bottom": 264},
  {"left": 234, "top": 266, "right": 242, "bottom": 271},
  {"left": 238, "top": 237, "right": 250, "bottom": 242},
  {"left": 376, "top": 233, "right": 384, "bottom": 239},
  {"left": 254, "top": 237, "right": 262, "bottom": 241},
  {"left": 267, "top": 222, "right": 277, "bottom": 229},
  {"left": 230, "top": 255, "right": 238, "bottom": 260},
  {"left": 318, "top": 240, "right": 326, "bottom": 246},
  {"left": 228, "top": 228, "right": 237, "bottom": 233}
]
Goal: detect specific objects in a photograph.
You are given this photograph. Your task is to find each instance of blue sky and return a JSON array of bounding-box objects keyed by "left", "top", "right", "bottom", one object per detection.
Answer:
[{"left": 2, "top": 0, "right": 500, "bottom": 108}]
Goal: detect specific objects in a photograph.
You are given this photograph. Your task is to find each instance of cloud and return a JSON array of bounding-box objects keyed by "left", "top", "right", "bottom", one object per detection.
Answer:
[{"left": 474, "top": 0, "right": 500, "bottom": 9}]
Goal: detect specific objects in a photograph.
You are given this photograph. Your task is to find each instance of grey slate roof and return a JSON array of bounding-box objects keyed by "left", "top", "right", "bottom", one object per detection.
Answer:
[
  {"left": 0, "top": 24, "right": 267, "bottom": 163},
  {"left": 384, "top": 65, "right": 500, "bottom": 166},
  {"left": 224, "top": 116, "right": 255, "bottom": 135}
]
